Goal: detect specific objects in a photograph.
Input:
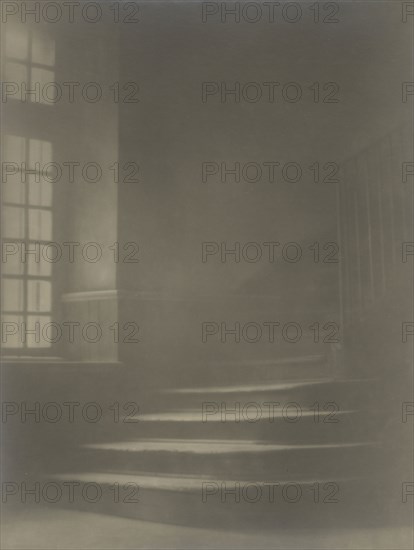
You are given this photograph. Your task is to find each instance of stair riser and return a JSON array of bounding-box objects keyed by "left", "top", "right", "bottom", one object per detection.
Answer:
[
  {"left": 33, "top": 478, "right": 406, "bottom": 531},
  {"left": 180, "top": 362, "right": 333, "bottom": 386},
  {"left": 81, "top": 413, "right": 382, "bottom": 443},
  {"left": 153, "top": 383, "right": 383, "bottom": 413},
  {"left": 59, "top": 446, "right": 381, "bottom": 479}
]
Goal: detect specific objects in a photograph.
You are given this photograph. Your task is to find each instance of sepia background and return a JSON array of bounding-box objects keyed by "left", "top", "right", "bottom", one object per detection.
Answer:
[{"left": 1, "top": 1, "right": 413, "bottom": 548}]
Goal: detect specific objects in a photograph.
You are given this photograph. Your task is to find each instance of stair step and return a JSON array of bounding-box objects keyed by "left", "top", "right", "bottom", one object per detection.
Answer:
[
  {"left": 177, "top": 355, "right": 332, "bottom": 385},
  {"left": 53, "top": 470, "right": 364, "bottom": 493},
  {"left": 164, "top": 378, "right": 336, "bottom": 394},
  {"left": 135, "top": 408, "right": 357, "bottom": 423},
  {"left": 43, "top": 470, "right": 394, "bottom": 530},
  {"left": 153, "top": 377, "right": 381, "bottom": 412},
  {"left": 57, "top": 438, "right": 382, "bottom": 479},
  {"left": 114, "top": 406, "right": 383, "bottom": 443},
  {"left": 208, "top": 355, "right": 326, "bottom": 367},
  {"left": 164, "top": 377, "right": 377, "bottom": 395},
  {"left": 83, "top": 438, "right": 372, "bottom": 454}
]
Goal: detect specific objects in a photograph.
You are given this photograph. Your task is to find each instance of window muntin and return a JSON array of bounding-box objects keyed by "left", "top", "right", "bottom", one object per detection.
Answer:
[
  {"left": 4, "top": 23, "right": 55, "bottom": 105},
  {"left": 2, "top": 135, "right": 54, "bottom": 350}
]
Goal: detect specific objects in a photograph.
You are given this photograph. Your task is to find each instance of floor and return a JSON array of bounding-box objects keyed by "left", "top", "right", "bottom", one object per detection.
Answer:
[{"left": 2, "top": 506, "right": 413, "bottom": 550}]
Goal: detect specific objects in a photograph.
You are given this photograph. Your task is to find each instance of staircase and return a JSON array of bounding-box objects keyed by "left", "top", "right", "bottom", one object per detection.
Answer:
[{"left": 31, "top": 350, "right": 402, "bottom": 532}]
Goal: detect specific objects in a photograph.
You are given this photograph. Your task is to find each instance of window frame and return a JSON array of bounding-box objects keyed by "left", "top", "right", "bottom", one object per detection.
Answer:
[{"left": 2, "top": 135, "right": 56, "bottom": 355}]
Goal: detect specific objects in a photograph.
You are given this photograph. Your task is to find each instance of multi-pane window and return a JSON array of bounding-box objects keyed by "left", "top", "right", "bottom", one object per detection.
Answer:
[
  {"left": 2, "top": 135, "right": 54, "bottom": 350},
  {"left": 339, "top": 124, "right": 412, "bottom": 324},
  {"left": 4, "top": 23, "right": 55, "bottom": 105},
  {"left": 2, "top": 23, "right": 56, "bottom": 352}
]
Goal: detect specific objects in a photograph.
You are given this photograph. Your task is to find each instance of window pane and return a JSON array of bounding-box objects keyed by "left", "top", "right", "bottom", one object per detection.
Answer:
[
  {"left": 26, "top": 315, "right": 52, "bottom": 348},
  {"left": 5, "top": 25, "right": 29, "bottom": 60},
  {"left": 3, "top": 181, "right": 26, "bottom": 204},
  {"left": 29, "top": 139, "right": 52, "bottom": 168},
  {"left": 5, "top": 61, "right": 28, "bottom": 84},
  {"left": 32, "top": 31, "right": 55, "bottom": 66},
  {"left": 27, "top": 244, "right": 52, "bottom": 277},
  {"left": 2, "top": 245, "right": 24, "bottom": 276},
  {"left": 1, "top": 279, "right": 24, "bottom": 312},
  {"left": 28, "top": 209, "right": 52, "bottom": 240},
  {"left": 4, "top": 135, "right": 26, "bottom": 165},
  {"left": 28, "top": 178, "right": 53, "bottom": 207},
  {"left": 2, "top": 206, "right": 25, "bottom": 238},
  {"left": 1, "top": 314, "right": 24, "bottom": 349},
  {"left": 27, "top": 280, "right": 51, "bottom": 313},
  {"left": 30, "top": 67, "right": 55, "bottom": 105}
]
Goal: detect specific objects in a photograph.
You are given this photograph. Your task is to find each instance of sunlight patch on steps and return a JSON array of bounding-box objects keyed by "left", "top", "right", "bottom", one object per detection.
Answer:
[
  {"left": 82, "top": 439, "right": 377, "bottom": 454},
  {"left": 161, "top": 378, "right": 376, "bottom": 395},
  {"left": 52, "top": 471, "right": 365, "bottom": 493},
  {"left": 132, "top": 408, "right": 358, "bottom": 422}
]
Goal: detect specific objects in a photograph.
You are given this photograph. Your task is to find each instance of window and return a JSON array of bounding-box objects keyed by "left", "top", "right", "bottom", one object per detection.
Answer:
[
  {"left": 4, "top": 23, "right": 55, "bottom": 105},
  {"left": 2, "top": 135, "right": 54, "bottom": 350}
]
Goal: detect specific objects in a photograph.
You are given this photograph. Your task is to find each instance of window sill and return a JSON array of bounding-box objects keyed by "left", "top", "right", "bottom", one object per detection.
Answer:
[{"left": 1, "top": 356, "right": 123, "bottom": 367}]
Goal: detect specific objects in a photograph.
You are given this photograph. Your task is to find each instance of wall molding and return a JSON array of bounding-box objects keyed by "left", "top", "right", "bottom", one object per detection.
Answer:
[
  {"left": 61, "top": 290, "right": 339, "bottom": 315},
  {"left": 61, "top": 289, "right": 286, "bottom": 303},
  {"left": 61, "top": 289, "right": 119, "bottom": 302}
]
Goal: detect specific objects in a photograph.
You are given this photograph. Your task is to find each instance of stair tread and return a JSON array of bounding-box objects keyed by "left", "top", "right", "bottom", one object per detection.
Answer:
[
  {"left": 53, "top": 471, "right": 366, "bottom": 492},
  {"left": 163, "top": 378, "right": 376, "bottom": 395},
  {"left": 83, "top": 439, "right": 376, "bottom": 454},
  {"left": 134, "top": 409, "right": 357, "bottom": 422},
  {"left": 208, "top": 354, "right": 325, "bottom": 367}
]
